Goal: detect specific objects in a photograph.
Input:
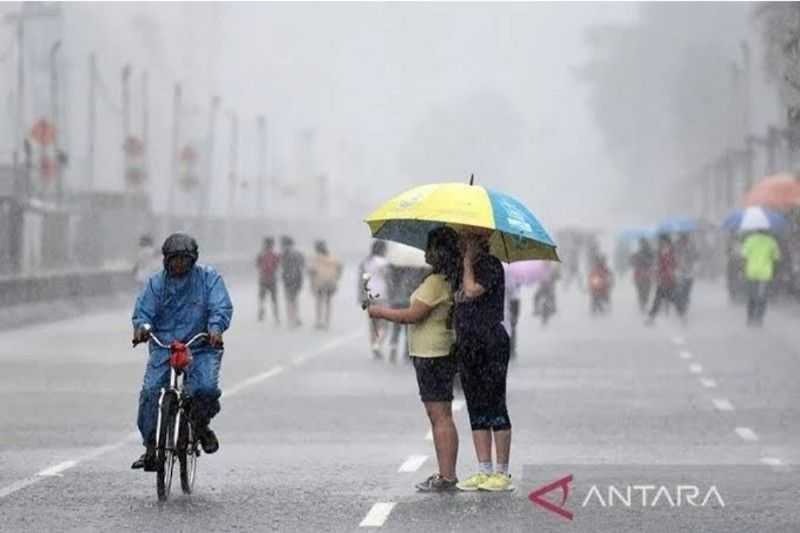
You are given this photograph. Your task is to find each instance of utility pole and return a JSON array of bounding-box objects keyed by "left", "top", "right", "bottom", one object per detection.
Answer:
[
  {"left": 13, "top": 10, "right": 25, "bottom": 182},
  {"left": 203, "top": 95, "right": 220, "bottom": 222},
  {"left": 740, "top": 41, "right": 752, "bottom": 143},
  {"left": 50, "top": 41, "right": 62, "bottom": 204},
  {"left": 141, "top": 70, "right": 149, "bottom": 191},
  {"left": 226, "top": 111, "right": 238, "bottom": 252},
  {"left": 743, "top": 136, "right": 755, "bottom": 191},
  {"left": 167, "top": 83, "right": 182, "bottom": 232},
  {"left": 121, "top": 64, "right": 131, "bottom": 192},
  {"left": 256, "top": 115, "right": 267, "bottom": 219},
  {"left": 87, "top": 53, "right": 96, "bottom": 192}
]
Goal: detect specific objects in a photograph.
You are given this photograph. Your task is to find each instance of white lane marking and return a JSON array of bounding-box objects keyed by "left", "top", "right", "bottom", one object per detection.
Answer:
[
  {"left": 760, "top": 457, "right": 784, "bottom": 467},
  {"left": 291, "top": 330, "right": 363, "bottom": 367},
  {"left": 360, "top": 502, "right": 396, "bottom": 527},
  {"left": 689, "top": 363, "right": 703, "bottom": 374},
  {"left": 671, "top": 336, "right": 686, "bottom": 346},
  {"left": 700, "top": 378, "right": 717, "bottom": 389},
  {"left": 224, "top": 366, "right": 284, "bottom": 397},
  {"left": 425, "top": 429, "right": 433, "bottom": 441},
  {"left": 712, "top": 398, "right": 735, "bottom": 412},
  {"left": 453, "top": 399, "right": 466, "bottom": 412},
  {"left": 679, "top": 350, "right": 692, "bottom": 360},
  {"left": 0, "top": 477, "right": 42, "bottom": 499},
  {"left": 398, "top": 455, "right": 428, "bottom": 473},
  {"left": 0, "top": 329, "right": 361, "bottom": 500},
  {"left": 36, "top": 461, "right": 78, "bottom": 477},
  {"left": 736, "top": 427, "right": 759, "bottom": 442}
]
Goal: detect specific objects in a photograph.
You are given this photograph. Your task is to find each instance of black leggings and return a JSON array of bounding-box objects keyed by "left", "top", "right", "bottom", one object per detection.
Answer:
[{"left": 457, "top": 324, "right": 512, "bottom": 431}]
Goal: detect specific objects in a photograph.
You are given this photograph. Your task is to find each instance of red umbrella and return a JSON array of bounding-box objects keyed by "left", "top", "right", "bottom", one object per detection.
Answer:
[{"left": 743, "top": 173, "right": 800, "bottom": 211}]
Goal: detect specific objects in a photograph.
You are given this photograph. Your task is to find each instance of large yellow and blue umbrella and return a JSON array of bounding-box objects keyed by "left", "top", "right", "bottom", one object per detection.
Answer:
[{"left": 364, "top": 182, "right": 558, "bottom": 262}]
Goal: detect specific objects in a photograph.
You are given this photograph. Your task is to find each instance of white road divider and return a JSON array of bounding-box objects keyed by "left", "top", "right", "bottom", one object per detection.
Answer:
[
  {"left": 735, "top": 427, "right": 759, "bottom": 442},
  {"left": 699, "top": 378, "right": 717, "bottom": 388},
  {"left": 398, "top": 455, "right": 428, "bottom": 473},
  {"left": 360, "top": 502, "right": 396, "bottom": 528},
  {"left": 712, "top": 398, "right": 735, "bottom": 412}
]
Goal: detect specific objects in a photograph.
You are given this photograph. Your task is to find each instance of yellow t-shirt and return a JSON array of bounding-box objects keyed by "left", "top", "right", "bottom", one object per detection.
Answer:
[{"left": 408, "top": 274, "right": 455, "bottom": 358}]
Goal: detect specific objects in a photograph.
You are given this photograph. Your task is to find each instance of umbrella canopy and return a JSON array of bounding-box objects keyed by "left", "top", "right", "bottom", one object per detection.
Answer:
[
  {"left": 504, "top": 260, "right": 552, "bottom": 286},
  {"left": 365, "top": 182, "right": 558, "bottom": 262},
  {"left": 743, "top": 173, "right": 800, "bottom": 211},
  {"left": 722, "top": 206, "right": 787, "bottom": 233},
  {"left": 657, "top": 216, "right": 699, "bottom": 235}
]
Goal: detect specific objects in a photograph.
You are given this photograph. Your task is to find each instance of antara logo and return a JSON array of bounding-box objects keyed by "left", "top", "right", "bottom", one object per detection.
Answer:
[
  {"left": 529, "top": 475, "right": 574, "bottom": 520},
  {"left": 529, "top": 475, "right": 725, "bottom": 521}
]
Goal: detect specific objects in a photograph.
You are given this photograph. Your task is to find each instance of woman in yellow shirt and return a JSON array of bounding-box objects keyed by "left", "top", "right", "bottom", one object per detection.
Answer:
[{"left": 368, "top": 227, "right": 461, "bottom": 492}]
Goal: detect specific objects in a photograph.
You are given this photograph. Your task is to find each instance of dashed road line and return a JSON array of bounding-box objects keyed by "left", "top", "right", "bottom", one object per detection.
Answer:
[
  {"left": 671, "top": 336, "right": 686, "bottom": 346},
  {"left": 735, "top": 427, "right": 759, "bottom": 442},
  {"left": 224, "top": 366, "right": 284, "bottom": 397},
  {"left": 679, "top": 350, "right": 693, "bottom": 360},
  {"left": 398, "top": 455, "right": 428, "bottom": 473},
  {"left": 36, "top": 461, "right": 78, "bottom": 477},
  {"left": 699, "top": 378, "right": 717, "bottom": 388},
  {"left": 712, "top": 398, "right": 735, "bottom": 412},
  {"left": 360, "top": 502, "right": 396, "bottom": 527},
  {"left": 689, "top": 363, "right": 703, "bottom": 374},
  {"left": 760, "top": 457, "right": 784, "bottom": 467}
]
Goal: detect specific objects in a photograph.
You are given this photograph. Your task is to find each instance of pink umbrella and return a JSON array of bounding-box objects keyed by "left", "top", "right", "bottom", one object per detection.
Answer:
[{"left": 504, "top": 260, "right": 552, "bottom": 287}]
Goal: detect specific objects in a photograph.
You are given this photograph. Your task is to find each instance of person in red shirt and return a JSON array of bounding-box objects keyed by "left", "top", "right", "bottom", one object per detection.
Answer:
[
  {"left": 646, "top": 235, "right": 677, "bottom": 325},
  {"left": 256, "top": 237, "right": 281, "bottom": 324}
]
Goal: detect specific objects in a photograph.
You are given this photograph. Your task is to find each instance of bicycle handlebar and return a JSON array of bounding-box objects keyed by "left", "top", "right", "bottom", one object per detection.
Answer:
[{"left": 132, "top": 325, "right": 210, "bottom": 349}]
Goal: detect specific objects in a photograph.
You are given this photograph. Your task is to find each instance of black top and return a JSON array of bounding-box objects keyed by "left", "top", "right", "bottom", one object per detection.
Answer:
[
  {"left": 455, "top": 253, "right": 505, "bottom": 338},
  {"left": 281, "top": 249, "right": 305, "bottom": 287}
]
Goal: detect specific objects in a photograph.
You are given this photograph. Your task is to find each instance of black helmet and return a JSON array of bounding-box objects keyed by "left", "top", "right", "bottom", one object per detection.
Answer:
[{"left": 162, "top": 233, "right": 199, "bottom": 267}]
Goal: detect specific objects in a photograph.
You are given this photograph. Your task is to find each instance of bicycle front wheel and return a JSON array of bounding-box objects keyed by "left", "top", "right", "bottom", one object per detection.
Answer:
[
  {"left": 178, "top": 414, "right": 198, "bottom": 494},
  {"left": 156, "top": 391, "right": 178, "bottom": 502}
]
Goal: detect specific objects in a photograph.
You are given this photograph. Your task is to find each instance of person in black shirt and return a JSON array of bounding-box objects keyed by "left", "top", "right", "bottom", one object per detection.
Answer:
[
  {"left": 280, "top": 235, "right": 305, "bottom": 328},
  {"left": 454, "top": 228, "right": 513, "bottom": 492}
]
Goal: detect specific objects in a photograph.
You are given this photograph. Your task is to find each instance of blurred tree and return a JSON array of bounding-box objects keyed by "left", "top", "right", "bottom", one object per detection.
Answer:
[
  {"left": 754, "top": 3, "right": 800, "bottom": 133},
  {"left": 577, "top": 4, "right": 752, "bottom": 213}
]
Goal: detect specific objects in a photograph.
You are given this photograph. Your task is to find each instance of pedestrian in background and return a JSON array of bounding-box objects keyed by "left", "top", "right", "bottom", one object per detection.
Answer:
[
  {"left": 359, "top": 240, "right": 390, "bottom": 357},
  {"left": 133, "top": 234, "right": 159, "bottom": 289},
  {"left": 645, "top": 235, "right": 677, "bottom": 325},
  {"left": 309, "top": 240, "right": 343, "bottom": 330},
  {"left": 256, "top": 237, "right": 281, "bottom": 325},
  {"left": 280, "top": 236, "right": 305, "bottom": 328},
  {"left": 741, "top": 230, "right": 781, "bottom": 326},
  {"left": 630, "top": 238, "right": 655, "bottom": 313},
  {"left": 674, "top": 234, "right": 698, "bottom": 320},
  {"left": 368, "top": 227, "right": 461, "bottom": 492},
  {"left": 454, "top": 228, "right": 514, "bottom": 492}
]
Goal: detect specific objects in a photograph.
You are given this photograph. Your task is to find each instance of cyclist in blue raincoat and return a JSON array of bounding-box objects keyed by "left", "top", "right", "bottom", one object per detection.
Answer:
[{"left": 130, "top": 233, "right": 234, "bottom": 471}]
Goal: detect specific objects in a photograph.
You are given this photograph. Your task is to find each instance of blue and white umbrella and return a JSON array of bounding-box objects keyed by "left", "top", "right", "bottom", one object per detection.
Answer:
[{"left": 722, "top": 206, "right": 787, "bottom": 233}]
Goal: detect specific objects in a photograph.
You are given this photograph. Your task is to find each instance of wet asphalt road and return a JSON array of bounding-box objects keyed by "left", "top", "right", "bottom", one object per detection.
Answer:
[{"left": 1, "top": 268, "right": 799, "bottom": 532}]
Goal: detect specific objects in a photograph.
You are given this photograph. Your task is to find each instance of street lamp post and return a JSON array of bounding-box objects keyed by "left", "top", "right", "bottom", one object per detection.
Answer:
[
  {"left": 49, "top": 40, "right": 62, "bottom": 204},
  {"left": 167, "top": 83, "right": 182, "bottom": 233},
  {"left": 256, "top": 115, "right": 266, "bottom": 219}
]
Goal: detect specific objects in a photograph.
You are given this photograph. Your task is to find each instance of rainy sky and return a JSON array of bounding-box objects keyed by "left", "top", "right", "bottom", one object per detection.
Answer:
[{"left": 0, "top": 2, "right": 778, "bottom": 232}]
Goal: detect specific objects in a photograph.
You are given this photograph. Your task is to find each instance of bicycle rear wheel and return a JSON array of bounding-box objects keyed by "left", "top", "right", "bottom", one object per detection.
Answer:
[
  {"left": 156, "top": 391, "right": 178, "bottom": 502},
  {"left": 178, "top": 414, "right": 198, "bottom": 494}
]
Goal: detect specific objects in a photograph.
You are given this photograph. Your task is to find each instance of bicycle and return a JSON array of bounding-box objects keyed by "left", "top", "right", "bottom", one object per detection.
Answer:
[{"left": 133, "top": 326, "right": 210, "bottom": 501}]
